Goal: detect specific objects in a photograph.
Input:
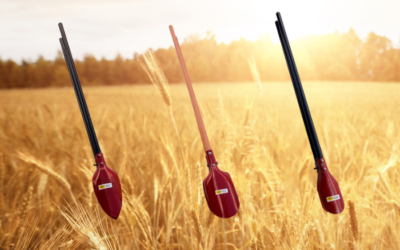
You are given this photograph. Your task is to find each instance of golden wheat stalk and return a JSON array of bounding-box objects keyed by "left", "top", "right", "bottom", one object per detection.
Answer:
[
  {"left": 0, "top": 152, "right": 5, "bottom": 218},
  {"left": 348, "top": 200, "right": 359, "bottom": 241},
  {"left": 139, "top": 50, "right": 186, "bottom": 167},
  {"left": 250, "top": 236, "right": 256, "bottom": 250},
  {"left": 78, "top": 163, "right": 95, "bottom": 208},
  {"left": 188, "top": 207, "right": 203, "bottom": 247},
  {"left": 140, "top": 50, "right": 172, "bottom": 107},
  {"left": 134, "top": 209, "right": 154, "bottom": 248},
  {"left": 123, "top": 187, "right": 155, "bottom": 249},
  {"left": 298, "top": 154, "right": 311, "bottom": 180},
  {"left": 57, "top": 239, "right": 74, "bottom": 249},
  {"left": 139, "top": 204, "right": 158, "bottom": 250},
  {"left": 204, "top": 218, "right": 220, "bottom": 250},
  {"left": 0, "top": 152, "right": 4, "bottom": 188},
  {"left": 13, "top": 213, "right": 39, "bottom": 250},
  {"left": 19, "top": 186, "right": 33, "bottom": 220},
  {"left": 205, "top": 210, "right": 214, "bottom": 230},
  {"left": 186, "top": 163, "right": 193, "bottom": 205},
  {"left": 37, "top": 173, "right": 48, "bottom": 198},
  {"left": 196, "top": 162, "right": 202, "bottom": 205},
  {"left": 121, "top": 188, "right": 137, "bottom": 239},
  {"left": 17, "top": 152, "right": 77, "bottom": 205},
  {"left": 315, "top": 219, "right": 325, "bottom": 246},
  {"left": 392, "top": 200, "right": 400, "bottom": 215},
  {"left": 58, "top": 203, "right": 114, "bottom": 250},
  {"left": 243, "top": 104, "right": 251, "bottom": 126},
  {"left": 248, "top": 57, "right": 262, "bottom": 97},
  {"left": 38, "top": 225, "right": 74, "bottom": 250},
  {"left": 256, "top": 231, "right": 266, "bottom": 250}
]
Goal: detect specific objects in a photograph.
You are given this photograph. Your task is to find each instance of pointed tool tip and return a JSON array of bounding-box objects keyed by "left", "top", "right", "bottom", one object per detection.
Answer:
[
  {"left": 324, "top": 202, "right": 345, "bottom": 214},
  {"left": 109, "top": 212, "right": 121, "bottom": 220},
  {"left": 108, "top": 206, "right": 122, "bottom": 220}
]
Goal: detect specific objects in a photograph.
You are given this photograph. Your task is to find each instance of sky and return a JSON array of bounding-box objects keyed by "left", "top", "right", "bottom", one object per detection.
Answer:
[{"left": 0, "top": 0, "right": 399, "bottom": 62}]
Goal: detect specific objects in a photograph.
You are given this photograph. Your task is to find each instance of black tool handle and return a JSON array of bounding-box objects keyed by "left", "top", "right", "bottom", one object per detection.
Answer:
[
  {"left": 275, "top": 12, "right": 323, "bottom": 159},
  {"left": 58, "top": 23, "right": 101, "bottom": 157}
]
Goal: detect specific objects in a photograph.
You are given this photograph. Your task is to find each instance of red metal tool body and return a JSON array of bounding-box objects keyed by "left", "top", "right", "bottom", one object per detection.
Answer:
[
  {"left": 315, "top": 158, "right": 344, "bottom": 213},
  {"left": 58, "top": 23, "right": 122, "bottom": 219},
  {"left": 169, "top": 25, "right": 240, "bottom": 218},
  {"left": 203, "top": 150, "right": 240, "bottom": 218},
  {"left": 93, "top": 153, "right": 123, "bottom": 219},
  {"left": 275, "top": 13, "right": 344, "bottom": 214}
]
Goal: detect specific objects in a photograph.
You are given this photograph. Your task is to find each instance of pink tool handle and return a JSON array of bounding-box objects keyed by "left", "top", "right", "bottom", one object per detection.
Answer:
[{"left": 169, "top": 25, "right": 212, "bottom": 151}]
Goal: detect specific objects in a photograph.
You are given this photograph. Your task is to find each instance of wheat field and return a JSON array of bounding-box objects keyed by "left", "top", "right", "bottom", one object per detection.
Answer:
[{"left": 0, "top": 81, "right": 400, "bottom": 249}]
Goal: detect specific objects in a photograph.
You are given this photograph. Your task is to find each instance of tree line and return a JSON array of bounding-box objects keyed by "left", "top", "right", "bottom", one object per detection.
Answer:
[{"left": 0, "top": 28, "right": 399, "bottom": 89}]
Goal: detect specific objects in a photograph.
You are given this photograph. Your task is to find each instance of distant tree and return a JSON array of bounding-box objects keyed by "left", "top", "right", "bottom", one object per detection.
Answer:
[
  {"left": 99, "top": 58, "right": 113, "bottom": 85},
  {"left": 36, "top": 56, "right": 54, "bottom": 87},
  {"left": 82, "top": 55, "right": 100, "bottom": 85},
  {"left": 2, "top": 60, "right": 20, "bottom": 88},
  {"left": 359, "top": 32, "right": 393, "bottom": 81},
  {"left": 2, "top": 30, "right": 400, "bottom": 89}
]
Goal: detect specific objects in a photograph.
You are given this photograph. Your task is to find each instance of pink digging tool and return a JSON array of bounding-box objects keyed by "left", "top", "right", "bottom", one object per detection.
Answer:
[
  {"left": 275, "top": 13, "right": 344, "bottom": 214},
  {"left": 169, "top": 25, "right": 240, "bottom": 218},
  {"left": 58, "top": 23, "right": 122, "bottom": 219}
]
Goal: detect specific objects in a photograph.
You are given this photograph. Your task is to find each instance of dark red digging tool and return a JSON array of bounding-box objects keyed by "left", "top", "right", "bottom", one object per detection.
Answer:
[
  {"left": 169, "top": 25, "right": 240, "bottom": 218},
  {"left": 58, "top": 23, "right": 122, "bottom": 219},
  {"left": 275, "top": 13, "right": 344, "bottom": 214}
]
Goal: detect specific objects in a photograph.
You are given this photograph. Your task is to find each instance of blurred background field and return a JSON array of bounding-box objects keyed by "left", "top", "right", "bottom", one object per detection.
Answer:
[{"left": 0, "top": 81, "right": 400, "bottom": 249}]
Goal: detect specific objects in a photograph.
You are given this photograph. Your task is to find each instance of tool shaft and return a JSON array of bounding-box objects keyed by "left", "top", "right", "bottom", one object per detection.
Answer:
[
  {"left": 275, "top": 13, "right": 323, "bottom": 159},
  {"left": 169, "top": 25, "right": 212, "bottom": 151},
  {"left": 59, "top": 23, "right": 101, "bottom": 157}
]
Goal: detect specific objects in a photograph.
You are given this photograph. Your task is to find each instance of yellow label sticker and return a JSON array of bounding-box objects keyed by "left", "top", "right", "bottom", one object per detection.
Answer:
[
  {"left": 215, "top": 188, "right": 228, "bottom": 195},
  {"left": 326, "top": 195, "right": 340, "bottom": 202},
  {"left": 98, "top": 183, "right": 112, "bottom": 190}
]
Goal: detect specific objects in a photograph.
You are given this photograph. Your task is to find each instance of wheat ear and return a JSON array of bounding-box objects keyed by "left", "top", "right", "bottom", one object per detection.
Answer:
[
  {"left": 0, "top": 152, "right": 5, "bottom": 217},
  {"left": 58, "top": 239, "right": 74, "bottom": 249},
  {"left": 140, "top": 50, "right": 172, "bottom": 107},
  {"left": 315, "top": 219, "right": 325, "bottom": 246},
  {"left": 134, "top": 209, "right": 154, "bottom": 249},
  {"left": 0, "top": 152, "right": 4, "bottom": 188},
  {"left": 250, "top": 236, "right": 257, "bottom": 250},
  {"left": 17, "top": 152, "right": 77, "bottom": 205},
  {"left": 348, "top": 200, "right": 359, "bottom": 241},
  {"left": 392, "top": 200, "right": 400, "bottom": 215},
  {"left": 205, "top": 211, "right": 214, "bottom": 229},
  {"left": 140, "top": 50, "right": 185, "bottom": 166},
  {"left": 256, "top": 231, "right": 267, "bottom": 250},
  {"left": 19, "top": 186, "right": 33, "bottom": 220},
  {"left": 248, "top": 57, "right": 262, "bottom": 97},
  {"left": 189, "top": 207, "right": 203, "bottom": 247},
  {"left": 59, "top": 204, "right": 112, "bottom": 250}
]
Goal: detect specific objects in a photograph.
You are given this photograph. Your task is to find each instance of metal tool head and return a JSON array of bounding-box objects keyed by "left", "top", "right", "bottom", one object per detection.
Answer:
[
  {"left": 315, "top": 158, "right": 345, "bottom": 214},
  {"left": 202, "top": 150, "right": 240, "bottom": 218},
  {"left": 92, "top": 153, "right": 122, "bottom": 219}
]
